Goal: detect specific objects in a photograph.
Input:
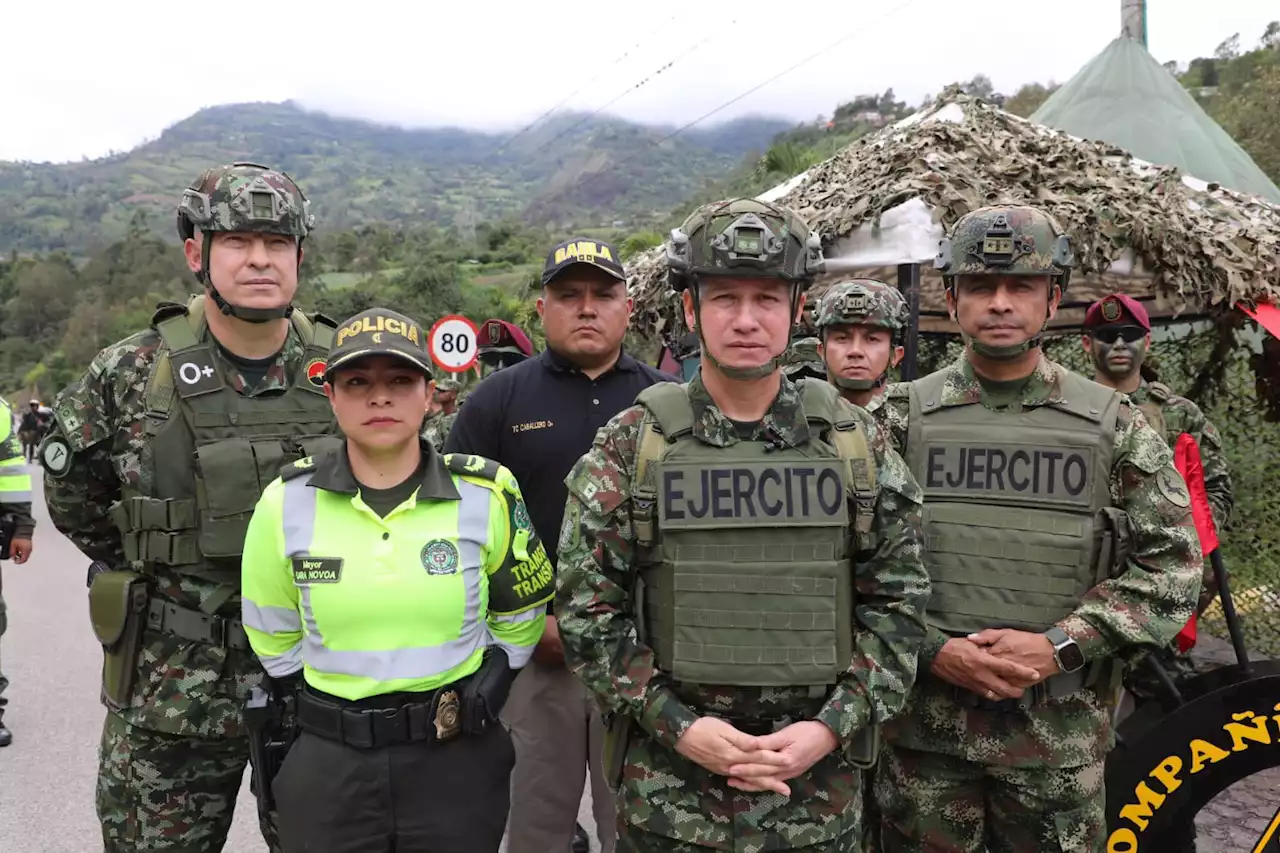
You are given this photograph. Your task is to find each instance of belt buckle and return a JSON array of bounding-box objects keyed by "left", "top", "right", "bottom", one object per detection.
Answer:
[
  {"left": 434, "top": 690, "right": 461, "bottom": 741},
  {"left": 207, "top": 614, "right": 228, "bottom": 648}
]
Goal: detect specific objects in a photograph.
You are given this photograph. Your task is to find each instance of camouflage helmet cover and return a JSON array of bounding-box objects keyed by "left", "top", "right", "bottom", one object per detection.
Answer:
[
  {"left": 176, "top": 161, "right": 314, "bottom": 243},
  {"left": 665, "top": 198, "right": 824, "bottom": 289},
  {"left": 814, "top": 279, "right": 908, "bottom": 335},
  {"left": 781, "top": 336, "right": 826, "bottom": 379},
  {"left": 935, "top": 205, "right": 1072, "bottom": 286}
]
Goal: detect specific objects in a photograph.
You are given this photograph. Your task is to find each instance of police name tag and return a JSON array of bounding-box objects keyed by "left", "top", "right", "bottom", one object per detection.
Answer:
[
  {"left": 922, "top": 441, "right": 1095, "bottom": 507},
  {"left": 292, "top": 557, "right": 343, "bottom": 584},
  {"left": 658, "top": 460, "right": 848, "bottom": 529}
]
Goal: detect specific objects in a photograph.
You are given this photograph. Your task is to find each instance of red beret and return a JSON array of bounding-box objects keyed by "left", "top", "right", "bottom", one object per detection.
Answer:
[
  {"left": 478, "top": 318, "right": 534, "bottom": 357},
  {"left": 1083, "top": 294, "right": 1150, "bottom": 332}
]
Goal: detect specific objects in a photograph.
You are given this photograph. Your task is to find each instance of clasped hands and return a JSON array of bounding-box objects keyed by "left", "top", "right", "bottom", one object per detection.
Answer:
[
  {"left": 674, "top": 716, "right": 839, "bottom": 797},
  {"left": 931, "top": 628, "right": 1061, "bottom": 700}
]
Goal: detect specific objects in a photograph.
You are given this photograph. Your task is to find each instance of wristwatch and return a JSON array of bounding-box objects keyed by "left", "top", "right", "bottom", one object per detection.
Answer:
[{"left": 1045, "top": 627, "right": 1086, "bottom": 674}]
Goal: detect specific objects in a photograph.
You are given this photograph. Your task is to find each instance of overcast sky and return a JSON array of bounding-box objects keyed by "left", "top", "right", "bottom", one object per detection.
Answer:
[{"left": 1, "top": 0, "right": 1273, "bottom": 163}]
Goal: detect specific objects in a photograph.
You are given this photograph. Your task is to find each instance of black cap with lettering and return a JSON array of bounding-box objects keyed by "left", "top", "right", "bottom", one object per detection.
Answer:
[
  {"left": 326, "top": 308, "right": 433, "bottom": 378},
  {"left": 542, "top": 237, "right": 626, "bottom": 286}
]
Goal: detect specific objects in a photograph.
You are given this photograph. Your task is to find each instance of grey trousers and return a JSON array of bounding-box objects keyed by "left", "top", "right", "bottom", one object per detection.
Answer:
[
  {"left": 502, "top": 660, "right": 617, "bottom": 853},
  {"left": 0, "top": 567, "right": 8, "bottom": 709}
]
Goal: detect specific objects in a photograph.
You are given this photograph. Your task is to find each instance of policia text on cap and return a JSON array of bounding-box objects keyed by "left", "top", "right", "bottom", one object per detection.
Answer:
[{"left": 240, "top": 307, "right": 554, "bottom": 853}]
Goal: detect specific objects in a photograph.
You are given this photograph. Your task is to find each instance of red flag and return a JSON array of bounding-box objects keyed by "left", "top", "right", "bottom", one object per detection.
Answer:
[
  {"left": 1174, "top": 434, "right": 1220, "bottom": 555},
  {"left": 1171, "top": 434, "right": 1222, "bottom": 652},
  {"left": 1237, "top": 300, "right": 1280, "bottom": 342}
]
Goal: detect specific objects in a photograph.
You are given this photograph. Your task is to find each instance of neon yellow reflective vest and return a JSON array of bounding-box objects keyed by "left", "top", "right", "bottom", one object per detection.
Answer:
[
  {"left": 0, "top": 401, "right": 33, "bottom": 505},
  {"left": 241, "top": 449, "right": 552, "bottom": 701}
]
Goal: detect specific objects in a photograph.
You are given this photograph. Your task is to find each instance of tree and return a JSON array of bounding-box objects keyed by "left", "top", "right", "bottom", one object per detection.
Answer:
[
  {"left": 962, "top": 74, "right": 995, "bottom": 100},
  {"left": 1215, "top": 33, "right": 1241, "bottom": 61},
  {"left": 1003, "top": 82, "right": 1060, "bottom": 117},
  {"left": 1262, "top": 21, "right": 1279, "bottom": 50}
]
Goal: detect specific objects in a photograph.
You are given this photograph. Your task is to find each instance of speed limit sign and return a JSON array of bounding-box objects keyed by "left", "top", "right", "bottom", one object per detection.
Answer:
[{"left": 428, "top": 315, "right": 479, "bottom": 373}]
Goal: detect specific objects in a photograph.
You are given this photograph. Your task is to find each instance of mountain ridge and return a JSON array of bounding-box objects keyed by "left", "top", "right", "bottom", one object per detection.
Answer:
[{"left": 0, "top": 101, "right": 793, "bottom": 255}]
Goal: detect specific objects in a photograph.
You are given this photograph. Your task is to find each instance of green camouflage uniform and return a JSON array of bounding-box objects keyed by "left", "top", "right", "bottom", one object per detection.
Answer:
[
  {"left": 557, "top": 376, "right": 930, "bottom": 851},
  {"left": 421, "top": 375, "right": 464, "bottom": 451},
  {"left": 556, "top": 198, "right": 931, "bottom": 852},
  {"left": 1122, "top": 380, "right": 1233, "bottom": 700},
  {"left": 871, "top": 204, "right": 1201, "bottom": 852},
  {"left": 422, "top": 409, "right": 460, "bottom": 452},
  {"left": 41, "top": 162, "right": 324, "bottom": 853}
]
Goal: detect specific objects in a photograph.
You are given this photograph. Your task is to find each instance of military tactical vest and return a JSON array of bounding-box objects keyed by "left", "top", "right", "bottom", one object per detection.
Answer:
[
  {"left": 631, "top": 380, "right": 876, "bottom": 691},
  {"left": 905, "top": 368, "right": 1121, "bottom": 636},
  {"left": 110, "top": 296, "right": 342, "bottom": 587},
  {"left": 1136, "top": 381, "right": 1171, "bottom": 438}
]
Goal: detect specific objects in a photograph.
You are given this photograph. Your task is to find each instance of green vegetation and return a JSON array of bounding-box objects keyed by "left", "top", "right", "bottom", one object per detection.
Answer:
[{"left": 0, "top": 103, "right": 789, "bottom": 257}]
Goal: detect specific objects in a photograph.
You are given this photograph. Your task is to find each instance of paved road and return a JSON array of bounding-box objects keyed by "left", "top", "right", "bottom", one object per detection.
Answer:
[
  {"left": 2, "top": 471, "right": 1269, "bottom": 852},
  {"left": 0, "top": 473, "right": 601, "bottom": 852}
]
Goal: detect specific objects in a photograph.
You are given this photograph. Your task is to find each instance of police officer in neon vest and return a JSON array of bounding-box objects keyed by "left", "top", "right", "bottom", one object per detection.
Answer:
[
  {"left": 556, "top": 198, "right": 932, "bottom": 851},
  {"left": 242, "top": 307, "right": 553, "bottom": 853}
]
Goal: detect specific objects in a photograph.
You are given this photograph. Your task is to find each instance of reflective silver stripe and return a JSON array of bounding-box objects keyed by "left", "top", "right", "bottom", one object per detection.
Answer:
[
  {"left": 455, "top": 480, "right": 491, "bottom": 660},
  {"left": 281, "top": 474, "right": 318, "bottom": 557},
  {"left": 492, "top": 607, "right": 543, "bottom": 625},
  {"left": 0, "top": 490, "right": 33, "bottom": 502},
  {"left": 303, "top": 636, "right": 486, "bottom": 682},
  {"left": 492, "top": 637, "right": 534, "bottom": 669},
  {"left": 259, "top": 643, "right": 304, "bottom": 678},
  {"left": 242, "top": 599, "right": 304, "bottom": 635}
]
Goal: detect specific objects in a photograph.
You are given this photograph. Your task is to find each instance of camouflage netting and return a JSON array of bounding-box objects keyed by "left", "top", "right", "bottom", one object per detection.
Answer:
[{"left": 627, "top": 87, "right": 1280, "bottom": 347}]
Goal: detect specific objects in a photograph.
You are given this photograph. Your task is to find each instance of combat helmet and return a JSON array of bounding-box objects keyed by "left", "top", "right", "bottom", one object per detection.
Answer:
[
  {"left": 665, "top": 198, "right": 824, "bottom": 380},
  {"left": 176, "top": 161, "right": 315, "bottom": 323},
  {"left": 934, "top": 204, "right": 1073, "bottom": 360},
  {"left": 814, "top": 278, "right": 908, "bottom": 391},
  {"left": 781, "top": 336, "right": 827, "bottom": 382}
]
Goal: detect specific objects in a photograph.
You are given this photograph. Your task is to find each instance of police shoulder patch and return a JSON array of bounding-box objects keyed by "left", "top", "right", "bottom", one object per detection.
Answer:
[
  {"left": 281, "top": 456, "right": 317, "bottom": 481},
  {"left": 40, "top": 435, "right": 73, "bottom": 479},
  {"left": 1156, "top": 467, "right": 1192, "bottom": 508},
  {"left": 443, "top": 452, "right": 501, "bottom": 482},
  {"left": 422, "top": 539, "right": 461, "bottom": 575}
]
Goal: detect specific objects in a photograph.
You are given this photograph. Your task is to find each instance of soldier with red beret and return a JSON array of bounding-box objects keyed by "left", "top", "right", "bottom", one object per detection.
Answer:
[{"left": 1081, "top": 293, "right": 1234, "bottom": 853}]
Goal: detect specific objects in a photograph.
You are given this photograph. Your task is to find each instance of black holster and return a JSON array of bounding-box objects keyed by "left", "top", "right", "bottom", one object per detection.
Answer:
[
  {"left": 244, "top": 675, "right": 300, "bottom": 819},
  {"left": 461, "top": 647, "right": 518, "bottom": 735}
]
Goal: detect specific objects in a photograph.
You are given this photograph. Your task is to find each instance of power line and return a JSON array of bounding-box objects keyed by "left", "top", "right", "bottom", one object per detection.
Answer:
[
  {"left": 581, "top": 0, "right": 924, "bottom": 180},
  {"left": 517, "top": 22, "right": 740, "bottom": 162},
  {"left": 490, "top": 12, "right": 681, "bottom": 158}
]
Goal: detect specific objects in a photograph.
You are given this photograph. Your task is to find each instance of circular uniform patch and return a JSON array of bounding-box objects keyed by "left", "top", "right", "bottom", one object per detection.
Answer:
[
  {"left": 40, "top": 436, "right": 72, "bottom": 478},
  {"left": 512, "top": 501, "right": 532, "bottom": 533},
  {"left": 421, "top": 539, "right": 460, "bottom": 575},
  {"left": 306, "top": 358, "right": 327, "bottom": 387},
  {"left": 1101, "top": 299, "right": 1121, "bottom": 321},
  {"left": 1157, "top": 467, "right": 1191, "bottom": 508}
]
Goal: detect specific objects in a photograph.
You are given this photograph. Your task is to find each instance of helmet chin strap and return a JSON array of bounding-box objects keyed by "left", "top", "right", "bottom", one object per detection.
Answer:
[
  {"left": 829, "top": 371, "right": 879, "bottom": 392},
  {"left": 199, "top": 232, "right": 294, "bottom": 324}
]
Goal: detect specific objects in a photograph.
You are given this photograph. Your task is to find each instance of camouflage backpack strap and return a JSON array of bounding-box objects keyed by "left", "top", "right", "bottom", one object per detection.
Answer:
[
  {"left": 632, "top": 383, "right": 694, "bottom": 548},
  {"left": 144, "top": 294, "right": 209, "bottom": 419},
  {"left": 799, "top": 379, "right": 877, "bottom": 541}
]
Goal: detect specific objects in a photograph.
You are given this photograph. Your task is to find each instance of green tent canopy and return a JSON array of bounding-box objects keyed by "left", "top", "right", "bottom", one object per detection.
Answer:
[{"left": 1032, "top": 36, "right": 1280, "bottom": 204}]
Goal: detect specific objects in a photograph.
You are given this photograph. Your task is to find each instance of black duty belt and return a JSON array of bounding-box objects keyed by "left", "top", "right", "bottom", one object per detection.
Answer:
[
  {"left": 296, "top": 683, "right": 468, "bottom": 749},
  {"left": 146, "top": 598, "right": 250, "bottom": 651},
  {"left": 949, "top": 669, "right": 1088, "bottom": 713}
]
